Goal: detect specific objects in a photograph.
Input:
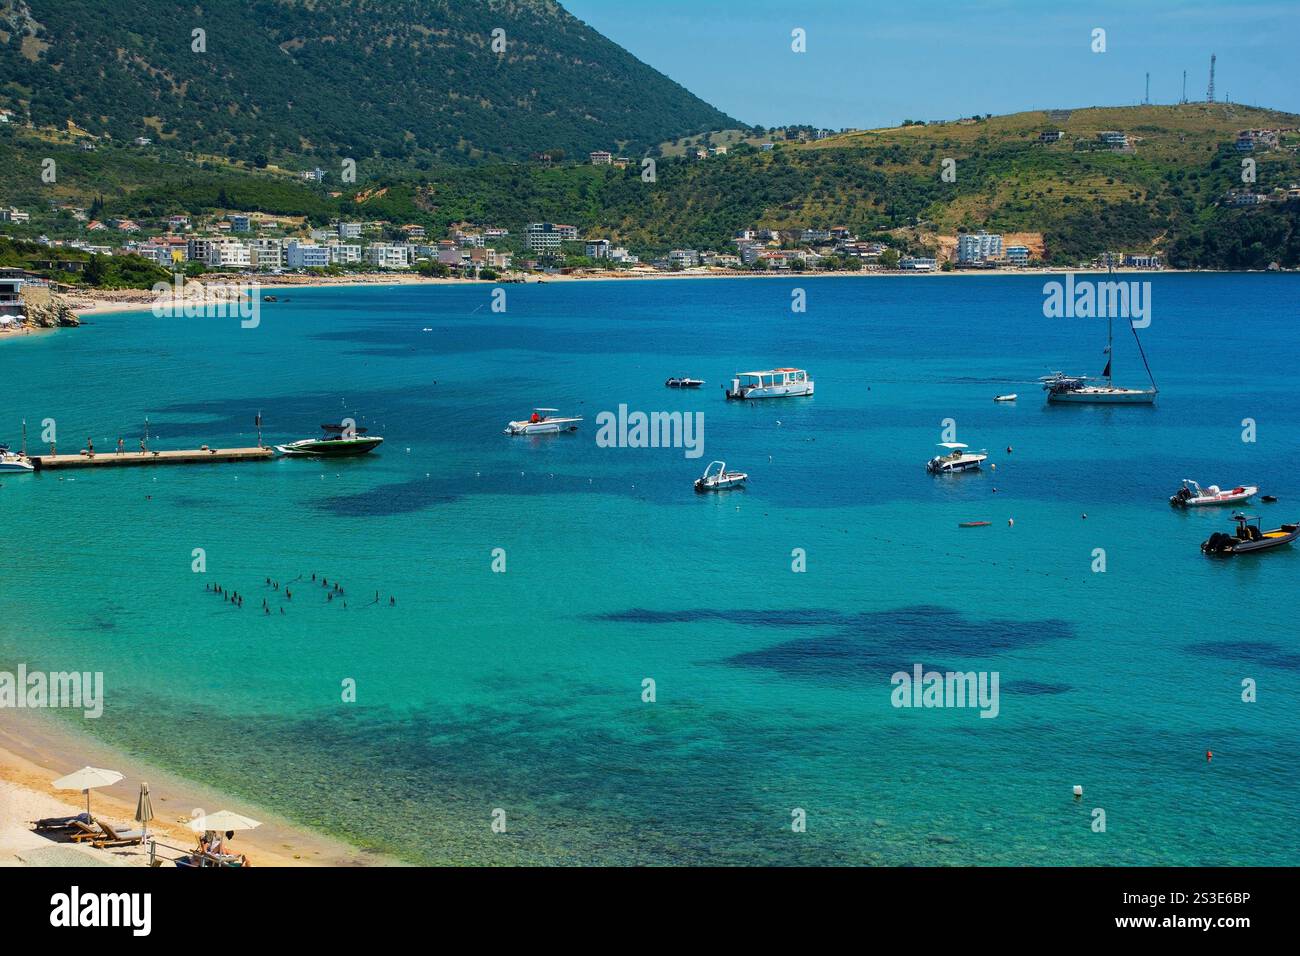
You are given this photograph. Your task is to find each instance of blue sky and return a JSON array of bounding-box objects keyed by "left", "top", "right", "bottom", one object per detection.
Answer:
[{"left": 562, "top": 0, "right": 1298, "bottom": 129}]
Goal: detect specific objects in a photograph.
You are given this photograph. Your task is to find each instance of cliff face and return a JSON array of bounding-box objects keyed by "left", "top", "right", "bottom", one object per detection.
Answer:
[{"left": 20, "top": 286, "right": 81, "bottom": 328}]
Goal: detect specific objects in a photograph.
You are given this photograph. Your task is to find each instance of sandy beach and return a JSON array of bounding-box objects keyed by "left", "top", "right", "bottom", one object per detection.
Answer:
[
  {"left": 50, "top": 264, "right": 1199, "bottom": 319},
  {"left": 0, "top": 711, "right": 392, "bottom": 867}
]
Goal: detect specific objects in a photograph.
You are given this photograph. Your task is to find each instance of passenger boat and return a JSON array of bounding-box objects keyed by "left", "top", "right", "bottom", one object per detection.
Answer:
[
  {"left": 275, "top": 424, "right": 384, "bottom": 457},
  {"left": 993, "top": 394, "right": 1017, "bottom": 402},
  {"left": 724, "top": 368, "right": 813, "bottom": 400},
  {"left": 665, "top": 377, "right": 705, "bottom": 388},
  {"left": 694, "top": 460, "right": 747, "bottom": 492},
  {"left": 503, "top": 408, "right": 582, "bottom": 435},
  {"left": 926, "top": 442, "right": 988, "bottom": 474},
  {"left": 1201, "top": 514, "right": 1299, "bottom": 555},
  {"left": 1170, "top": 479, "right": 1258, "bottom": 508}
]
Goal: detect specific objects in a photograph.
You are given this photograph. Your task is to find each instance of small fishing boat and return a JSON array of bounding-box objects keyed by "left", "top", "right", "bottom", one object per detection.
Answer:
[
  {"left": 724, "top": 368, "right": 813, "bottom": 400},
  {"left": 926, "top": 442, "right": 988, "bottom": 474},
  {"left": 504, "top": 408, "right": 582, "bottom": 435},
  {"left": 275, "top": 424, "right": 384, "bottom": 457},
  {"left": 694, "top": 460, "right": 747, "bottom": 492},
  {"left": 993, "top": 394, "right": 1017, "bottom": 402},
  {"left": 1201, "top": 514, "right": 1299, "bottom": 555},
  {"left": 1170, "top": 479, "right": 1258, "bottom": 508},
  {"left": 665, "top": 377, "right": 705, "bottom": 388},
  {"left": 958, "top": 521, "right": 992, "bottom": 528}
]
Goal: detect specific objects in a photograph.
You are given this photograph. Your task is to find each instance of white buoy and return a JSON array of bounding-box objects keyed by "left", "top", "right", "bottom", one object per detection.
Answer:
[
  {"left": 1073, "top": 785, "right": 1083, "bottom": 798},
  {"left": 990, "top": 463, "right": 997, "bottom": 470}
]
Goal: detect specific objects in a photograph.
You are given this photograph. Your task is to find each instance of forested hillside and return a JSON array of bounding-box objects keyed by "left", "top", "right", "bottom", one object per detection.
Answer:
[{"left": 0, "top": 0, "right": 735, "bottom": 164}]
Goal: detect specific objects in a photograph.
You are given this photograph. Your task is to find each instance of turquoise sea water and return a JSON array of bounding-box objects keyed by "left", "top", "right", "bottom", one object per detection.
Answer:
[{"left": 2, "top": 273, "right": 1297, "bottom": 865}]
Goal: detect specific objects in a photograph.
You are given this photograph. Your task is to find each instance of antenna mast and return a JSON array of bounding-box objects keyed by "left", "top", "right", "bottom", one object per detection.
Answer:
[
  {"left": 1144, "top": 73, "right": 1150, "bottom": 105},
  {"left": 1207, "top": 54, "right": 1216, "bottom": 103}
]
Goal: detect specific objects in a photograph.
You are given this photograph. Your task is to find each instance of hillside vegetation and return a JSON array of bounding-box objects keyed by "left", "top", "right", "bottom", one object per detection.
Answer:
[
  {"left": 0, "top": 0, "right": 735, "bottom": 164},
  {"left": 3, "top": 103, "right": 1299, "bottom": 270}
]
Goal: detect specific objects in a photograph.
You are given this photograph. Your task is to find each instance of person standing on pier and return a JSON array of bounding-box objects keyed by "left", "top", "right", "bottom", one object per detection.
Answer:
[
  {"left": 86, "top": 438, "right": 94, "bottom": 458},
  {"left": 117, "top": 437, "right": 124, "bottom": 455}
]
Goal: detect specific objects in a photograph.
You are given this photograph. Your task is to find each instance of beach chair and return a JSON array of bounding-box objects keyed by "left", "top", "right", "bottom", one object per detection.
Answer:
[
  {"left": 32, "top": 812, "right": 91, "bottom": 832},
  {"left": 92, "top": 821, "right": 145, "bottom": 848},
  {"left": 67, "top": 819, "right": 102, "bottom": 843}
]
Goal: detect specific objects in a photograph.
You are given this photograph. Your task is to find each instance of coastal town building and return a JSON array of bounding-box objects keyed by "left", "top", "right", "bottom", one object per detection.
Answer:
[
  {"left": 585, "top": 239, "right": 612, "bottom": 259},
  {"left": 590, "top": 151, "right": 612, "bottom": 165},
  {"left": 285, "top": 241, "right": 330, "bottom": 270},
  {"left": 899, "top": 256, "right": 937, "bottom": 271},
  {"left": 365, "top": 243, "right": 411, "bottom": 269},
  {"left": 0, "top": 207, "right": 30, "bottom": 223},
  {"left": 956, "top": 231, "right": 1004, "bottom": 264},
  {"left": 668, "top": 249, "right": 701, "bottom": 268},
  {"left": 1006, "top": 245, "right": 1030, "bottom": 266},
  {"left": 525, "top": 222, "right": 577, "bottom": 253}
]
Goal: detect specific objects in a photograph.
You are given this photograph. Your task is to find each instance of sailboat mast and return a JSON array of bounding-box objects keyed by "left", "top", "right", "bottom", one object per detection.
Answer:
[{"left": 1106, "top": 253, "right": 1114, "bottom": 384}]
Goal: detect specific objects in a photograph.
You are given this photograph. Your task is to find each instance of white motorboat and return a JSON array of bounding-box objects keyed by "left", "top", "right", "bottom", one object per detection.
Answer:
[
  {"left": 504, "top": 408, "right": 583, "bottom": 435},
  {"left": 694, "top": 460, "right": 747, "bottom": 492},
  {"left": 0, "top": 442, "right": 34, "bottom": 473},
  {"left": 993, "top": 393, "right": 1017, "bottom": 402},
  {"left": 1170, "top": 479, "right": 1258, "bottom": 508},
  {"left": 724, "top": 368, "right": 813, "bottom": 400},
  {"left": 926, "top": 442, "right": 988, "bottom": 474},
  {"left": 665, "top": 377, "right": 705, "bottom": 388}
]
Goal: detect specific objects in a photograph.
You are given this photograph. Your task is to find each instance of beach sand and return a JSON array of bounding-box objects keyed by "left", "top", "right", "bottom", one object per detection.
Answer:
[{"left": 0, "top": 711, "right": 394, "bottom": 867}]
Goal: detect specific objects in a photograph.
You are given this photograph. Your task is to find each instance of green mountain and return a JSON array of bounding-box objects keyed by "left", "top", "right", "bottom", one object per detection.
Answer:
[{"left": 0, "top": 0, "right": 736, "bottom": 164}]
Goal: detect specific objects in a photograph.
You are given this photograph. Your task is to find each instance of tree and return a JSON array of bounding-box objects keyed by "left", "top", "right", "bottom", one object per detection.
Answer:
[{"left": 880, "top": 248, "right": 900, "bottom": 269}]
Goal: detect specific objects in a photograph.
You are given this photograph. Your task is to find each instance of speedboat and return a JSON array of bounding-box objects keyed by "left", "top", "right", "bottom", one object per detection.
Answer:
[
  {"left": 276, "top": 424, "right": 384, "bottom": 457},
  {"left": 926, "top": 442, "right": 987, "bottom": 474},
  {"left": 1201, "top": 514, "right": 1299, "bottom": 555},
  {"left": 504, "top": 408, "right": 582, "bottom": 435},
  {"left": 665, "top": 377, "right": 705, "bottom": 388},
  {"left": 0, "top": 443, "right": 34, "bottom": 473},
  {"left": 1170, "top": 479, "right": 1258, "bottom": 508},
  {"left": 694, "top": 460, "right": 747, "bottom": 492},
  {"left": 724, "top": 368, "right": 813, "bottom": 400},
  {"left": 993, "top": 394, "right": 1017, "bottom": 402}
]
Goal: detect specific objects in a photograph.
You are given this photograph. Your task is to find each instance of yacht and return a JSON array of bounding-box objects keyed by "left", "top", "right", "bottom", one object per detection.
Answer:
[
  {"left": 724, "top": 368, "right": 814, "bottom": 400},
  {"left": 1042, "top": 257, "right": 1158, "bottom": 405}
]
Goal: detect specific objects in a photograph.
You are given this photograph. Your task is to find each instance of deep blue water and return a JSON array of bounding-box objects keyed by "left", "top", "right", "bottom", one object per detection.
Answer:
[{"left": 2, "top": 273, "right": 1297, "bottom": 864}]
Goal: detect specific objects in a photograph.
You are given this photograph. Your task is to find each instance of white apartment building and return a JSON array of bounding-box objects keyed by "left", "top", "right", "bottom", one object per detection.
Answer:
[
  {"left": 326, "top": 242, "right": 363, "bottom": 265},
  {"left": 585, "top": 239, "right": 612, "bottom": 259},
  {"left": 285, "top": 241, "right": 330, "bottom": 270},
  {"left": 365, "top": 243, "right": 410, "bottom": 269},
  {"left": 525, "top": 222, "right": 576, "bottom": 254},
  {"left": 956, "top": 231, "right": 1003, "bottom": 264},
  {"left": 249, "top": 238, "right": 285, "bottom": 270},
  {"left": 206, "top": 240, "right": 252, "bottom": 270},
  {"left": 668, "top": 249, "right": 700, "bottom": 268}
]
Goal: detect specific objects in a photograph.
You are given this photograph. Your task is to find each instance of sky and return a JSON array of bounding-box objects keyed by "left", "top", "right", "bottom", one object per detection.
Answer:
[{"left": 561, "top": 0, "right": 1298, "bottom": 129}]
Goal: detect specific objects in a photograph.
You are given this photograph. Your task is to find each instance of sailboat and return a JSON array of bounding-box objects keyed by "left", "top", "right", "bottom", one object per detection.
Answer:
[{"left": 1041, "top": 256, "right": 1158, "bottom": 404}]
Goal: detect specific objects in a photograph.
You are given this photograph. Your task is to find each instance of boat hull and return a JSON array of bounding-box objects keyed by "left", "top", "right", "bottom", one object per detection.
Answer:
[
  {"left": 726, "top": 382, "right": 814, "bottom": 400},
  {"left": 1047, "top": 388, "right": 1156, "bottom": 404},
  {"left": 504, "top": 419, "right": 581, "bottom": 435},
  {"left": 276, "top": 437, "right": 384, "bottom": 457},
  {"left": 1202, "top": 526, "right": 1299, "bottom": 555},
  {"left": 927, "top": 455, "right": 987, "bottom": 474},
  {"left": 1171, "top": 487, "right": 1257, "bottom": 508}
]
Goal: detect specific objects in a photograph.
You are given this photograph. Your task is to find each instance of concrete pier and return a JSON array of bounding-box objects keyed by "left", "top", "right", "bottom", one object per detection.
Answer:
[{"left": 31, "top": 447, "right": 274, "bottom": 471}]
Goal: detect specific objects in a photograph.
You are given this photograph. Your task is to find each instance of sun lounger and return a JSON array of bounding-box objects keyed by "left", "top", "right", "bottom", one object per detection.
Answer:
[
  {"left": 67, "top": 819, "right": 102, "bottom": 843},
  {"left": 32, "top": 812, "right": 92, "bottom": 831},
  {"left": 91, "top": 820, "right": 145, "bottom": 848}
]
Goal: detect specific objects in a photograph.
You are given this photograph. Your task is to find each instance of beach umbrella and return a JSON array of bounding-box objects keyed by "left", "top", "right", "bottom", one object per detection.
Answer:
[
  {"left": 189, "top": 810, "right": 261, "bottom": 833},
  {"left": 134, "top": 782, "right": 154, "bottom": 842},
  {"left": 51, "top": 766, "right": 124, "bottom": 819}
]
